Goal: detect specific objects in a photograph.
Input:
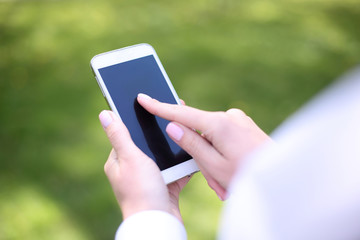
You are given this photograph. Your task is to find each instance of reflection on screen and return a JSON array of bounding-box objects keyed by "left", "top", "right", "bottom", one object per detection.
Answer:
[{"left": 99, "top": 55, "right": 191, "bottom": 170}]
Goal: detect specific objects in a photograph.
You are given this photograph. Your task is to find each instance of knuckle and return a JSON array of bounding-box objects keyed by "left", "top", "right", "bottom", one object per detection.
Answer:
[
  {"left": 104, "top": 150, "right": 116, "bottom": 175},
  {"left": 104, "top": 161, "right": 110, "bottom": 175},
  {"left": 225, "top": 108, "right": 251, "bottom": 127},
  {"left": 208, "top": 111, "right": 241, "bottom": 138},
  {"left": 168, "top": 104, "right": 180, "bottom": 121},
  {"left": 226, "top": 108, "right": 246, "bottom": 115},
  {"left": 104, "top": 158, "right": 114, "bottom": 177},
  {"left": 226, "top": 108, "right": 246, "bottom": 116},
  {"left": 107, "top": 125, "right": 122, "bottom": 145},
  {"left": 213, "top": 111, "right": 231, "bottom": 126}
]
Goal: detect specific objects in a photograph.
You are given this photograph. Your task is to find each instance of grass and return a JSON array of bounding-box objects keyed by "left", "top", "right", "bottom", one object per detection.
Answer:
[{"left": 0, "top": 0, "right": 359, "bottom": 239}]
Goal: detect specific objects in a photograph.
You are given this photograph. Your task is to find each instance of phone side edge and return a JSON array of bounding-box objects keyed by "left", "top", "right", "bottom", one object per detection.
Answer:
[{"left": 161, "top": 159, "right": 199, "bottom": 184}]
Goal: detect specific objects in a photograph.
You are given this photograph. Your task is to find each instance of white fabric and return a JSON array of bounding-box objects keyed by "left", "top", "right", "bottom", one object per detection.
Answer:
[
  {"left": 220, "top": 67, "right": 360, "bottom": 240},
  {"left": 115, "top": 210, "right": 187, "bottom": 240},
  {"left": 115, "top": 67, "right": 360, "bottom": 240}
]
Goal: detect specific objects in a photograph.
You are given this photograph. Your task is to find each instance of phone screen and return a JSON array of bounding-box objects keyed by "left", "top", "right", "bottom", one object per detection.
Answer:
[{"left": 98, "top": 55, "right": 191, "bottom": 171}]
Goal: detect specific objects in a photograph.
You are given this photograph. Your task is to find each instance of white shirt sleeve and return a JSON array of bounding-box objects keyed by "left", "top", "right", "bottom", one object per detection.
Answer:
[
  {"left": 219, "top": 67, "right": 360, "bottom": 240},
  {"left": 115, "top": 210, "right": 187, "bottom": 240}
]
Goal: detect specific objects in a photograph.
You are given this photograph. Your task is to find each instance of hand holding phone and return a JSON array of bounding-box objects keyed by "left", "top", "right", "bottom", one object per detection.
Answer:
[{"left": 91, "top": 44, "right": 199, "bottom": 184}]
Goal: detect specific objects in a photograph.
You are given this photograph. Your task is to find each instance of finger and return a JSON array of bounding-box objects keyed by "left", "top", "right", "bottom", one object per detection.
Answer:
[
  {"left": 165, "top": 121, "right": 226, "bottom": 179},
  {"left": 137, "top": 93, "right": 214, "bottom": 133},
  {"left": 179, "top": 99, "right": 186, "bottom": 106},
  {"left": 166, "top": 121, "right": 222, "bottom": 163},
  {"left": 168, "top": 174, "right": 192, "bottom": 196},
  {"left": 99, "top": 110, "right": 139, "bottom": 159},
  {"left": 201, "top": 170, "right": 228, "bottom": 201}
]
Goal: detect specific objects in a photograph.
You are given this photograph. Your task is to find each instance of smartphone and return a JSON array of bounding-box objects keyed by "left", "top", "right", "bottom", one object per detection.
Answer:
[{"left": 90, "top": 43, "right": 199, "bottom": 184}]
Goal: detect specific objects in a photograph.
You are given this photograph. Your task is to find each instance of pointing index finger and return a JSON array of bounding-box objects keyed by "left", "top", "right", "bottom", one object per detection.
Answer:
[{"left": 137, "top": 93, "right": 212, "bottom": 132}]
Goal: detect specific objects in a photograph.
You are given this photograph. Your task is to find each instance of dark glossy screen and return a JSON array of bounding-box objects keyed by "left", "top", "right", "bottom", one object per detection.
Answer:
[{"left": 98, "top": 55, "right": 191, "bottom": 170}]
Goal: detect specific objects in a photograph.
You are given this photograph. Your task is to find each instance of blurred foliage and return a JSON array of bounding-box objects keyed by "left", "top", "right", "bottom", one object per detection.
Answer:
[{"left": 0, "top": 0, "right": 359, "bottom": 239}]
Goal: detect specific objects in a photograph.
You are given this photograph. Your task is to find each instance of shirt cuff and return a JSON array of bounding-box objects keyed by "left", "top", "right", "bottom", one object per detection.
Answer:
[{"left": 115, "top": 210, "right": 187, "bottom": 240}]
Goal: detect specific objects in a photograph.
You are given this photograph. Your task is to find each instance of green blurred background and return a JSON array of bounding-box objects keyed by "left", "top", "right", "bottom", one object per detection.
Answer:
[{"left": 0, "top": 0, "right": 359, "bottom": 239}]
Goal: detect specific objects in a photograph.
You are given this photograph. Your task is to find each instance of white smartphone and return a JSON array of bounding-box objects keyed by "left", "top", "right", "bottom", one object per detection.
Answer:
[{"left": 90, "top": 43, "right": 199, "bottom": 184}]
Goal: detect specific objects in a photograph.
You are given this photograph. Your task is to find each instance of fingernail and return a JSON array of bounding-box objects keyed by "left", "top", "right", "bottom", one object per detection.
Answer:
[
  {"left": 217, "top": 193, "right": 224, "bottom": 201},
  {"left": 137, "top": 93, "right": 152, "bottom": 101},
  {"left": 99, "top": 110, "right": 113, "bottom": 128},
  {"left": 166, "top": 122, "right": 184, "bottom": 141}
]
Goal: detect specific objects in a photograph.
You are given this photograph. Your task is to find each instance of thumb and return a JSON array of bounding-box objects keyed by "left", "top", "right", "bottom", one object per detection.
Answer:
[{"left": 99, "top": 110, "right": 138, "bottom": 157}]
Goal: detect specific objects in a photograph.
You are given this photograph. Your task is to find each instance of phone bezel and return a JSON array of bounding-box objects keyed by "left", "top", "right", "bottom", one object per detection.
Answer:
[{"left": 90, "top": 43, "right": 199, "bottom": 184}]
